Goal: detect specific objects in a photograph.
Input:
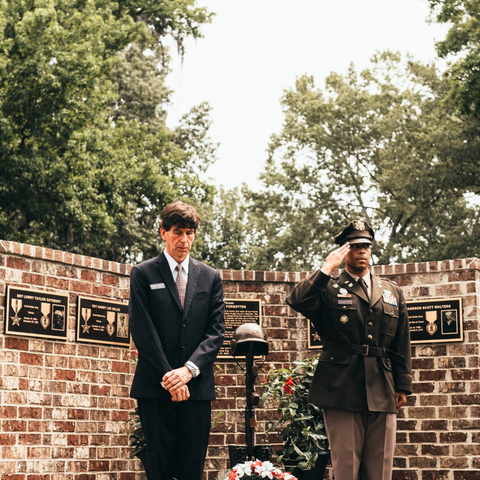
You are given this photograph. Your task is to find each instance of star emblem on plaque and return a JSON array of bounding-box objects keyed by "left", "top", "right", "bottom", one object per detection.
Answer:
[
  {"left": 81, "top": 307, "right": 91, "bottom": 334},
  {"left": 11, "top": 298, "right": 22, "bottom": 326}
]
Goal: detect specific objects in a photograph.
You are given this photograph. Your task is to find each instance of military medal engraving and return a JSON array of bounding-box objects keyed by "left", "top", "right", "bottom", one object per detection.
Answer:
[{"left": 425, "top": 311, "right": 438, "bottom": 335}]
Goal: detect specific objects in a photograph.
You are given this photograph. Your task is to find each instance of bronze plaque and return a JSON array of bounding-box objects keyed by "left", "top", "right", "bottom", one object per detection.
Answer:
[
  {"left": 5, "top": 285, "right": 68, "bottom": 341},
  {"left": 407, "top": 297, "right": 463, "bottom": 344},
  {"left": 218, "top": 298, "right": 262, "bottom": 359},
  {"left": 308, "top": 297, "right": 464, "bottom": 348},
  {"left": 76, "top": 296, "right": 130, "bottom": 348}
]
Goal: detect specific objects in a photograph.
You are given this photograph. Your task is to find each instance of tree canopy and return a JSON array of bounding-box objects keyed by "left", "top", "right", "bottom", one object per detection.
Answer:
[
  {"left": 244, "top": 52, "right": 480, "bottom": 270},
  {"left": 0, "top": 0, "right": 216, "bottom": 263}
]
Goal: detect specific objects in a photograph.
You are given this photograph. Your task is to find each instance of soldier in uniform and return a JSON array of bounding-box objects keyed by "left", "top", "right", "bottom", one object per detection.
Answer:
[{"left": 287, "top": 220, "right": 412, "bottom": 480}]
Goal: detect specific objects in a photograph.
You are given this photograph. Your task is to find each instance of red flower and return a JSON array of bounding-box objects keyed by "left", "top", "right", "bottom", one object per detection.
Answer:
[
  {"left": 251, "top": 460, "right": 262, "bottom": 473},
  {"left": 283, "top": 376, "right": 295, "bottom": 394}
]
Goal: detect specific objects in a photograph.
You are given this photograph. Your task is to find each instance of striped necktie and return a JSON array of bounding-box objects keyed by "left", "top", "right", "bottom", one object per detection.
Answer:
[{"left": 176, "top": 264, "right": 186, "bottom": 308}]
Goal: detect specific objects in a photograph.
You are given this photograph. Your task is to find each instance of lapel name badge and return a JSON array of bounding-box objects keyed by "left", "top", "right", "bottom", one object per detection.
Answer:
[{"left": 150, "top": 283, "right": 166, "bottom": 290}]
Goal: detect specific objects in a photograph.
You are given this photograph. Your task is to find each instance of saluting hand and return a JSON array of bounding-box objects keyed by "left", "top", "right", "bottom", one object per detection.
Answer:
[{"left": 321, "top": 243, "right": 350, "bottom": 275}]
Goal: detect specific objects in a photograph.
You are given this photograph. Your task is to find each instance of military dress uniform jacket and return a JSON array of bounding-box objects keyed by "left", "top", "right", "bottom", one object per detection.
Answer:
[
  {"left": 287, "top": 269, "right": 412, "bottom": 413},
  {"left": 129, "top": 252, "right": 225, "bottom": 401}
]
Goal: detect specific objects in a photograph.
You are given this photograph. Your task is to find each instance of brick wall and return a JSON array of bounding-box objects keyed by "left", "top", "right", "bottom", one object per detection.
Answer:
[{"left": 0, "top": 241, "right": 479, "bottom": 480}]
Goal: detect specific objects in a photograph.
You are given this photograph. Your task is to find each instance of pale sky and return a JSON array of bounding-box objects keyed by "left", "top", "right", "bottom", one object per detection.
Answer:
[{"left": 166, "top": 0, "right": 449, "bottom": 191}]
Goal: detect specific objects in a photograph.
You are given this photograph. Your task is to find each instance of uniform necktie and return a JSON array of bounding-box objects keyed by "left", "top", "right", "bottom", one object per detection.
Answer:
[
  {"left": 176, "top": 264, "right": 186, "bottom": 308},
  {"left": 358, "top": 277, "right": 369, "bottom": 300}
]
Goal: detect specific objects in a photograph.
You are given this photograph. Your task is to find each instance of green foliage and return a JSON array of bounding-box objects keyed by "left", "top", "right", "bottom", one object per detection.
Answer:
[
  {"left": 245, "top": 52, "right": 480, "bottom": 270},
  {"left": 199, "top": 187, "right": 249, "bottom": 269},
  {"left": 0, "top": 0, "right": 217, "bottom": 262},
  {"left": 429, "top": 0, "right": 480, "bottom": 118},
  {"left": 262, "top": 355, "right": 328, "bottom": 471},
  {"left": 128, "top": 405, "right": 146, "bottom": 457}
]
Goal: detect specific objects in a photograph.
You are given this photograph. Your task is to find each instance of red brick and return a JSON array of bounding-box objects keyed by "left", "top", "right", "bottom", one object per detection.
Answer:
[
  {"left": 102, "top": 273, "right": 120, "bottom": 286},
  {"left": 89, "top": 461, "right": 109, "bottom": 471},
  {"left": 18, "top": 407, "right": 42, "bottom": 419},
  {"left": 80, "top": 270, "right": 98, "bottom": 282},
  {"left": 454, "top": 473, "right": 480, "bottom": 480},
  {"left": 0, "top": 433, "right": 17, "bottom": 445},
  {"left": 69, "top": 280, "right": 92, "bottom": 294},
  {"left": 2, "top": 420, "right": 27, "bottom": 431},
  {"left": 6, "top": 257, "right": 31, "bottom": 270},
  {"left": 440, "top": 432, "right": 468, "bottom": 443},
  {"left": 54, "top": 369, "right": 76, "bottom": 381},
  {"left": 19, "top": 353, "right": 43, "bottom": 365},
  {"left": 5, "top": 337, "right": 29, "bottom": 351},
  {"left": 21, "top": 272, "right": 45, "bottom": 285}
]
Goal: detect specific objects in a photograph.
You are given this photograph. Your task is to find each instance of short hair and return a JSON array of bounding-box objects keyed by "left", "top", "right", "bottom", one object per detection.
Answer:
[{"left": 160, "top": 201, "right": 201, "bottom": 232}]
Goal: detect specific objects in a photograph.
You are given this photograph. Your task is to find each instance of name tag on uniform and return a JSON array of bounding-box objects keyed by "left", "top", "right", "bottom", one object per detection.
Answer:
[{"left": 150, "top": 283, "right": 165, "bottom": 290}]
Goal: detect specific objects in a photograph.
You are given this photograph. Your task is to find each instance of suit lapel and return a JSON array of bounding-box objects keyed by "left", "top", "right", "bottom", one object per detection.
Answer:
[
  {"left": 183, "top": 258, "right": 200, "bottom": 319},
  {"left": 156, "top": 252, "right": 183, "bottom": 311}
]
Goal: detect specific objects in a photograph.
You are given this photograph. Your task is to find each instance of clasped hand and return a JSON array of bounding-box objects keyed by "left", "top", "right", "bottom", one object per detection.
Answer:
[{"left": 162, "top": 366, "right": 192, "bottom": 402}]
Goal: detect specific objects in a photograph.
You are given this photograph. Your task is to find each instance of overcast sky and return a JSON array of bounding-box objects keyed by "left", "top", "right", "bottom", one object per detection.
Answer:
[{"left": 166, "top": 0, "right": 449, "bottom": 191}]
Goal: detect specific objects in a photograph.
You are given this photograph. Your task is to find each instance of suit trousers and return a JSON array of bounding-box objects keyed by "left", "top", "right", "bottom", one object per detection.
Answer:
[
  {"left": 137, "top": 397, "right": 211, "bottom": 480},
  {"left": 323, "top": 407, "right": 397, "bottom": 480}
]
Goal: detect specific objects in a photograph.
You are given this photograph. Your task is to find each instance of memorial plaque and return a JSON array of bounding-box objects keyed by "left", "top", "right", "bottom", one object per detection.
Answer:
[
  {"left": 218, "top": 299, "right": 262, "bottom": 359},
  {"left": 5, "top": 285, "right": 68, "bottom": 341},
  {"left": 76, "top": 296, "right": 130, "bottom": 348},
  {"left": 407, "top": 297, "right": 463, "bottom": 344},
  {"left": 308, "top": 297, "right": 464, "bottom": 348}
]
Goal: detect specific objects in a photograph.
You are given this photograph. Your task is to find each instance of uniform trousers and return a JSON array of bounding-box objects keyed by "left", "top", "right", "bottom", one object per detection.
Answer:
[
  {"left": 137, "top": 397, "right": 211, "bottom": 480},
  {"left": 323, "top": 407, "right": 397, "bottom": 480}
]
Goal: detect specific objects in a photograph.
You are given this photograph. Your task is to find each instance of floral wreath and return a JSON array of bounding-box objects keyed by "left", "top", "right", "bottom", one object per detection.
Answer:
[{"left": 220, "top": 460, "right": 298, "bottom": 480}]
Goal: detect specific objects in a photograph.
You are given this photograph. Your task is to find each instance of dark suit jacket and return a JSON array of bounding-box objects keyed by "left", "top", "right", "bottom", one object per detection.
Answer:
[
  {"left": 129, "top": 252, "right": 225, "bottom": 401},
  {"left": 287, "top": 269, "right": 412, "bottom": 413}
]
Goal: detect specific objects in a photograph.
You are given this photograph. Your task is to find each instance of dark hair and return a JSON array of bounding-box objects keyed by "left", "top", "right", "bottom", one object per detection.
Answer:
[{"left": 160, "top": 201, "right": 201, "bottom": 232}]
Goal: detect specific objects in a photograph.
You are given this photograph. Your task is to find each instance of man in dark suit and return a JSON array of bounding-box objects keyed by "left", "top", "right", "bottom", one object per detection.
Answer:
[
  {"left": 129, "top": 201, "right": 225, "bottom": 480},
  {"left": 287, "top": 220, "right": 412, "bottom": 480}
]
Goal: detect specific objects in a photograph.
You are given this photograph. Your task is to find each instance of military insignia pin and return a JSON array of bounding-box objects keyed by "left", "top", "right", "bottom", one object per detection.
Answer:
[
  {"left": 340, "top": 315, "right": 349, "bottom": 324},
  {"left": 382, "top": 290, "right": 397, "bottom": 306},
  {"left": 353, "top": 220, "right": 365, "bottom": 230},
  {"left": 339, "top": 288, "right": 348, "bottom": 295},
  {"left": 332, "top": 284, "right": 339, "bottom": 289}
]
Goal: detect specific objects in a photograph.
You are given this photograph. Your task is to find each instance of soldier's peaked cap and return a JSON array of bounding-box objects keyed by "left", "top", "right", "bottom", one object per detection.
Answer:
[{"left": 335, "top": 220, "right": 374, "bottom": 245}]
